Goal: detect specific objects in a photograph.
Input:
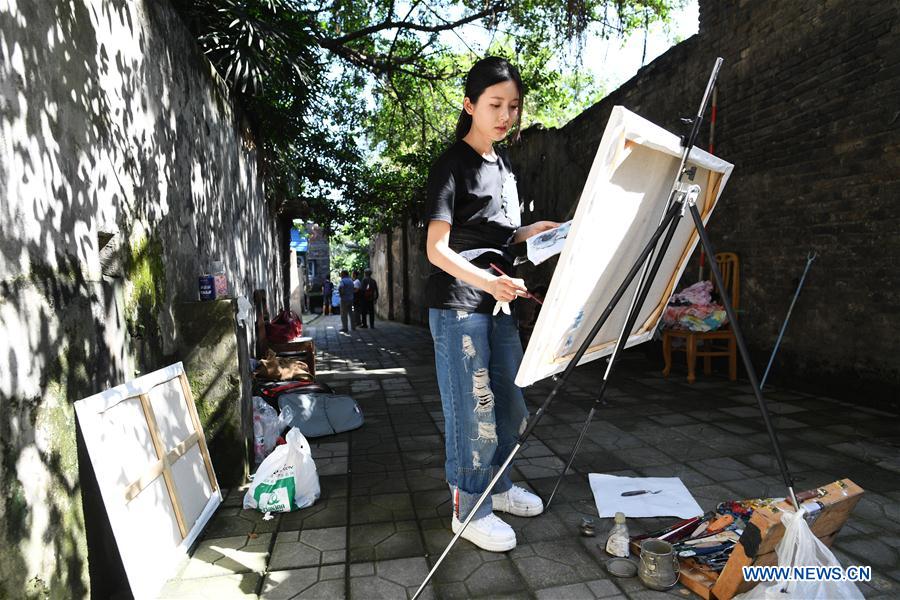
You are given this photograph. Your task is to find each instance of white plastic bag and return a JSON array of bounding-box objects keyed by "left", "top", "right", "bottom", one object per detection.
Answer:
[
  {"left": 735, "top": 508, "right": 863, "bottom": 600},
  {"left": 243, "top": 428, "right": 320, "bottom": 513},
  {"left": 252, "top": 396, "right": 280, "bottom": 464}
]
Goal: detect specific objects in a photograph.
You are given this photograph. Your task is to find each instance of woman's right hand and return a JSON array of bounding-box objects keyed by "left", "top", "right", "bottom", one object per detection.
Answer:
[{"left": 487, "top": 275, "right": 527, "bottom": 303}]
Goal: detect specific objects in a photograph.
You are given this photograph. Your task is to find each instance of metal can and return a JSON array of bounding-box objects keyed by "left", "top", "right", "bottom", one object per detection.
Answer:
[
  {"left": 199, "top": 274, "right": 215, "bottom": 300},
  {"left": 580, "top": 517, "right": 596, "bottom": 537}
]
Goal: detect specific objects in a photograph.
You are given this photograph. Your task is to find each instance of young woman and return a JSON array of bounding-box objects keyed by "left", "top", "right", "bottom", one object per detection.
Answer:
[{"left": 424, "top": 57, "right": 559, "bottom": 552}]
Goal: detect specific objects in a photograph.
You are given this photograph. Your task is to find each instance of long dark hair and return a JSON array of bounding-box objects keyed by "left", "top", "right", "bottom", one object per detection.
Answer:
[{"left": 455, "top": 57, "right": 524, "bottom": 142}]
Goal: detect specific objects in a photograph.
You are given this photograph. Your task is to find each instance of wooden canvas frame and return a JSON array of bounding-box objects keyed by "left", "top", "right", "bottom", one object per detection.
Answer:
[
  {"left": 75, "top": 362, "right": 221, "bottom": 599},
  {"left": 516, "top": 106, "right": 734, "bottom": 387}
]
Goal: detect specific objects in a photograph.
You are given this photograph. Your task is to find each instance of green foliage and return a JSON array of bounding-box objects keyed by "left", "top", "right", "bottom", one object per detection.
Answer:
[
  {"left": 329, "top": 226, "right": 371, "bottom": 278},
  {"left": 172, "top": 0, "right": 683, "bottom": 235},
  {"left": 489, "top": 38, "right": 608, "bottom": 129},
  {"left": 346, "top": 35, "right": 609, "bottom": 238},
  {"left": 173, "top": 0, "right": 368, "bottom": 221}
]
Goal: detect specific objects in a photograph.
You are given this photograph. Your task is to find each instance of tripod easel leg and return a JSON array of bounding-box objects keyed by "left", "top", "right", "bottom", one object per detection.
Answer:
[
  {"left": 546, "top": 206, "right": 685, "bottom": 510},
  {"left": 687, "top": 203, "right": 797, "bottom": 508},
  {"left": 547, "top": 205, "right": 799, "bottom": 512},
  {"left": 411, "top": 199, "right": 684, "bottom": 600},
  {"left": 409, "top": 57, "right": 792, "bottom": 598}
]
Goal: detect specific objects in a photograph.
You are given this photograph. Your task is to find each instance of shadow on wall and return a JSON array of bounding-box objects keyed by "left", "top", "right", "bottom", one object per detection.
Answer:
[
  {"left": 1, "top": 1, "right": 129, "bottom": 595},
  {"left": 1, "top": 0, "right": 280, "bottom": 596}
]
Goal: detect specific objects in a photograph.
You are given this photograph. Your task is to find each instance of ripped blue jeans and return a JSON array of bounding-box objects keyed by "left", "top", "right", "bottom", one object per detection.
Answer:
[{"left": 429, "top": 308, "right": 529, "bottom": 521}]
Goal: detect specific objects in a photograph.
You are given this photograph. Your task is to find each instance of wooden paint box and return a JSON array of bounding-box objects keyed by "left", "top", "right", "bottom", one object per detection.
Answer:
[{"left": 632, "top": 478, "right": 864, "bottom": 600}]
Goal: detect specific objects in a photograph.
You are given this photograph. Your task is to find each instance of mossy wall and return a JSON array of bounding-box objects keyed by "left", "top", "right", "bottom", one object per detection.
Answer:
[
  {"left": 175, "top": 299, "right": 251, "bottom": 486},
  {"left": 124, "top": 235, "right": 167, "bottom": 367},
  {"left": 0, "top": 0, "right": 283, "bottom": 597},
  {"left": 0, "top": 260, "right": 108, "bottom": 599}
]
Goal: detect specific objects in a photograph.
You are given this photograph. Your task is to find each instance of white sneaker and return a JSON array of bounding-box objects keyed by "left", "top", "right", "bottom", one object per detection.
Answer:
[
  {"left": 492, "top": 485, "right": 544, "bottom": 517},
  {"left": 451, "top": 513, "right": 516, "bottom": 552}
]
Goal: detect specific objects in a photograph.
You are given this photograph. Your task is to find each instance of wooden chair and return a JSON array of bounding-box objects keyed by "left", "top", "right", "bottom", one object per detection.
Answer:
[
  {"left": 253, "top": 290, "right": 316, "bottom": 378},
  {"left": 662, "top": 253, "right": 739, "bottom": 383}
]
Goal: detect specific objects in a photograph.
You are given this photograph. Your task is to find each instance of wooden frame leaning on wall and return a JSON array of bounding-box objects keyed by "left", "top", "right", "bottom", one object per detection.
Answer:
[{"left": 75, "top": 362, "right": 221, "bottom": 599}]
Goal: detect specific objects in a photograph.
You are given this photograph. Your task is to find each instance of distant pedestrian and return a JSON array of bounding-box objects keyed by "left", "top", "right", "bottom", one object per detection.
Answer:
[
  {"left": 338, "top": 270, "right": 355, "bottom": 333},
  {"left": 360, "top": 268, "right": 379, "bottom": 328},
  {"left": 352, "top": 270, "right": 363, "bottom": 327},
  {"left": 322, "top": 279, "right": 334, "bottom": 315}
]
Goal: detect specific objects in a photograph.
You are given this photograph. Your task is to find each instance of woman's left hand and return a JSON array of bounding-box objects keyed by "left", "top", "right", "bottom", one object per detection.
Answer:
[{"left": 514, "top": 221, "right": 562, "bottom": 244}]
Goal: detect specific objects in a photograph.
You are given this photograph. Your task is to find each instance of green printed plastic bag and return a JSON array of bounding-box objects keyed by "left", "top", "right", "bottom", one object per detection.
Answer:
[{"left": 244, "top": 428, "right": 320, "bottom": 513}]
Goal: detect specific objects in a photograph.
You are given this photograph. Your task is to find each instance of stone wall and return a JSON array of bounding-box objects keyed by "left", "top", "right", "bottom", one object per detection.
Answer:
[
  {"left": 370, "top": 231, "right": 392, "bottom": 319},
  {"left": 305, "top": 223, "right": 329, "bottom": 311},
  {"left": 372, "top": 222, "right": 430, "bottom": 326},
  {"left": 688, "top": 0, "right": 899, "bottom": 400},
  {"left": 306, "top": 224, "right": 330, "bottom": 289},
  {"left": 370, "top": 0, "right": 900, "bottom": 403},
  {"left": 0, "top": 0, "right": 283, "bottom": 596}
]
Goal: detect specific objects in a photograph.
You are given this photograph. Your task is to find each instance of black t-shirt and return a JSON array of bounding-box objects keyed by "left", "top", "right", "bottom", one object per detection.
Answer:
[{"left": 424, "top": 140, "right": 521, "bottom": 313}]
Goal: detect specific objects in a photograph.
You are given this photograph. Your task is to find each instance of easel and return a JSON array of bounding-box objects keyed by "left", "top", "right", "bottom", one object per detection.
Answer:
[{"left": 413, "top": 58, "right": 798, "bottom": 599}]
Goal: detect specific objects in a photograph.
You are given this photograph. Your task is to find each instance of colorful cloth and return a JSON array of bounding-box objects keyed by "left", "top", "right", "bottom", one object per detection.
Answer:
[{"left": 662, "top": 281, "right": 728, "bottom": 332}]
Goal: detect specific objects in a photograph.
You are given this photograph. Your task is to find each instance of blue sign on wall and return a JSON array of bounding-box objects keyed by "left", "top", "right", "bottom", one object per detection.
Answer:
[{"left": 290, "top": 228, "right": 309, "bottom": 252}]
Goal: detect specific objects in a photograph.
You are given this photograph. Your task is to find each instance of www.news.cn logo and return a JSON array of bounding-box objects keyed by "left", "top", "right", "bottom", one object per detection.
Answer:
[{"left": 743, "top": 565, "right": 872, "bottom": 582}]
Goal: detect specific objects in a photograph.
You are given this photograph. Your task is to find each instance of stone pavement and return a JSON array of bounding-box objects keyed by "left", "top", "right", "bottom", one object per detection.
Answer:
[{"left": 161, "top": 315, "right": 900, "bottom": 599}]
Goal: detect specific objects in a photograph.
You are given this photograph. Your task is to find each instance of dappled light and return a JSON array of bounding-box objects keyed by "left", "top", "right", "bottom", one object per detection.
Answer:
[
  {"left": 3, "top": 0, "right": 897, "bottom": 596},
  {"left": 2, "top": 0, "right": 282, "bottom": 595}
]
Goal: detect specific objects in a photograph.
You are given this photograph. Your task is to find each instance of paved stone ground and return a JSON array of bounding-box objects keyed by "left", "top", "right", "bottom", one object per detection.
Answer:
[{"left": 161, "top": 315, "right": 900, "bottom": 599}]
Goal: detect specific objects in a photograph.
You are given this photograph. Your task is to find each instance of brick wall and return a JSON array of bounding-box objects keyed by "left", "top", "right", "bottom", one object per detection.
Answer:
[
  {"left": 690, "top": 0, "right": 899, "bottom": 402},
  {"left": 372, "top": 0, "right": 900, "bottom": 403},
  {"left": 517, "top": 0, "right": 899, "bottom": 402},
  {"left": 372, "top": 221, "right": 431, "bottom": 326}
]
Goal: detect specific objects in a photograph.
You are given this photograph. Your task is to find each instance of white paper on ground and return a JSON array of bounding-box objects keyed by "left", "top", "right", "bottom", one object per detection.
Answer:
[{"left": 589, "top": 473, "right": 703, "bottom": 519}]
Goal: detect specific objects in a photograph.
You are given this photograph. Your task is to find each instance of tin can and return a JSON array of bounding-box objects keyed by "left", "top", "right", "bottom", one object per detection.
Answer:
[
  {"left": 580, "top": 517, "right": 596, "bottom": 537},
  {"left": 638, "top": 539, "right": 680, "bottom": 590},
  {"left": 199, "top": 274, "right": 215, "bottom": 300},
  {"left": 213, "top": 273, "right": 228, "bottom": 299}
]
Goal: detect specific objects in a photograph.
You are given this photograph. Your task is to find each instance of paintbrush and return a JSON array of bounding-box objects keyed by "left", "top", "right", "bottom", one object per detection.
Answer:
[
  {"left": 489, "top": 263, "right": 543, "bottom": 305},
  {"left": 630, "top": 515, "right": 704, "bottom": 544}
]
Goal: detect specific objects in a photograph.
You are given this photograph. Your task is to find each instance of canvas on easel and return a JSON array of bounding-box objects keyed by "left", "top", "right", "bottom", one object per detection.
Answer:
[
  {"left": 516, "top": 106, "right": 734, "bottom": 387},
  {"left": 75, "top": 362, "right": 221, "bottom": 599}
]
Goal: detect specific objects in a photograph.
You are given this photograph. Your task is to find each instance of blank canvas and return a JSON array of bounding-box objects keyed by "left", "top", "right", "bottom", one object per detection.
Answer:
[{"left": 75, "top": 363, "right": 221, "bottom": 599}]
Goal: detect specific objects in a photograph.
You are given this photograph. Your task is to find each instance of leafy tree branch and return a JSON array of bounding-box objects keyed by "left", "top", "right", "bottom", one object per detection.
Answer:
[{"left": 171, "top": 0, "right": 683, "bottom": 233}]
